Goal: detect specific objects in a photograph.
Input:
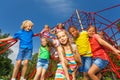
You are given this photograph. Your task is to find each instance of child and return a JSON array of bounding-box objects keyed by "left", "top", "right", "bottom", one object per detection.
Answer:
[
  {"left": 51, "top": 23, "right": 65, "bottom": 34},
  {"left": 87, "top": 25, "right": 120, "bottom": 80},
  {"left": 0, "top": 20, "right": 34, "bottom": 80},
  {"left": 55, "top": 30, "right": 81, "bottom": 80},
  {"left": 68, "top": 26, "right": 92, "bottom": 80},
  {"left": 40, "top": 25, "right": 52, "bottom": 38},
  {"left": 34, "top": 37, "right": 50, "bottom": 80}
]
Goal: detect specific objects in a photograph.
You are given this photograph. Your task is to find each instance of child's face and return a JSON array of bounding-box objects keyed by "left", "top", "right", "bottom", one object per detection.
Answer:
[
  {"left": 41, "top": 38, "right": 47, "bottom": 46},
  {"left": 58, "top": 23, "right": 63, "bottom": 29},
  {"left": 69, "top": 27, "right": 79, "bottom": 38},
  {"left": 87, "top": 27, "right": 96, "bottom": 37},
  {"left": 57, "top": 31, "right": 68, "bottom": 45},
  {"left": 44, "top": 25, "right": 50, "bottom": 30},
  {"left": 24, "top": 23, "right": 32, "bottom": 31}
]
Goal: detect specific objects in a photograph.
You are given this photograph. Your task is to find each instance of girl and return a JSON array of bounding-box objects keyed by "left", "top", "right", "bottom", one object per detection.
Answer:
[
  {"left": 40, "top": 25, "right": 52, "bottom": 38},
  {"left": 0, "top": 20, "right": 34, "bottom": 80},
  {"left": 87, "top": 25, "right": 120, "bottom": 80},
  {"left": 51, "top": 23, "right": 65, "bottom": 34},
  {"left": 54, "top": 30, "right": 81, "bottom": 80},
  {"left": 34, "top": 37, "right": 50, "bottom": 80}
]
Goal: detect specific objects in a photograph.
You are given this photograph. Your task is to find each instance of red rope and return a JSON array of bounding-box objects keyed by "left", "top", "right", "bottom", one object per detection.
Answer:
[{"left": 0, "top": 39, "right": 18, "bottom": 55}]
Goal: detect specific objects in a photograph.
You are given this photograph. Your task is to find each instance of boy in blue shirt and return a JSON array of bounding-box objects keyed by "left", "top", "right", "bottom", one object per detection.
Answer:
[{"left": 0, "top": 20, "right": 34, "bottom": 80}]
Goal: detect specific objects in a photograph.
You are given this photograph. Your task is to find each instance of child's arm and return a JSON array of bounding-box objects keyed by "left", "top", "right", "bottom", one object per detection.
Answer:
[
  {"left": 0, "top": 37, "right": 13, "bottom": 42},
  {"left": 96, "top": 34, "right": 120, "bottom": 56},
  {"left": 57, "top": 46, "right": 70, "bottom": 80}
]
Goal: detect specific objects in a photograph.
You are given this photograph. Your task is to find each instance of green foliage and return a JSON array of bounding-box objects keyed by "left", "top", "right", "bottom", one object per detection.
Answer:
[
  {"left": 0, "top": 56, "right": 14, "bottom": 76},
  {"left": 0, "top": 29, "right": 14, "bottom": 77}
]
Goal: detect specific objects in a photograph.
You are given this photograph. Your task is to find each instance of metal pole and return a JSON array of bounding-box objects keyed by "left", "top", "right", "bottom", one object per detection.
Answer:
[{"left": 76, "top": 9, "right": 84, "bottom": 30}]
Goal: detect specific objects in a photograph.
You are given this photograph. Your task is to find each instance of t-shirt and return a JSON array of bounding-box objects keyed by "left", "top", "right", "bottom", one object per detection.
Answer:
[
  {"left": 40, "top": 30, "right": 50, "bottom": 38},
  {"left": 13, "top": 29, "right": 34, "bottom": 49},
  {"left": 38, "top": 46, "right": 50, "bottom": 60},
  {"left": 74, "top": 31, "right": 92, "bottom": 57},
  {"left": 89, "top": 34, "right": 108, "bottom": 60}
]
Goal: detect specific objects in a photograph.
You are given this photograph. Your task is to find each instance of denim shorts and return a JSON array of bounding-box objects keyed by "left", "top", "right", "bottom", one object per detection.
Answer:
[
  {"left": 93, "top": 58, "right": 109, "bottom": 69},
  {"left": 78, "top": 56, "right": 92, "bottom": 72},
  {"left": 16, "top": 48, "right": 32, "bottom": 60},
  {"left": 36, "top": 59, "right": 49, "bottom": 70}
]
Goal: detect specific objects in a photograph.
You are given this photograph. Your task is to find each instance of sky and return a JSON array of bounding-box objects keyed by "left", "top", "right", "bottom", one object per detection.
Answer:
[{"left": 0, "top": 0, "right": 120, "bottom": 63}]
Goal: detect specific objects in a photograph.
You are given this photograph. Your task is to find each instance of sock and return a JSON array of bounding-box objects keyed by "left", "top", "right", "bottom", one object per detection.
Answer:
[
  {"left": 11, "top": 78, "right": 16, "bottom": 80},
  {"left": 20, "top": 77, "right": 24, "bottom": 80}
]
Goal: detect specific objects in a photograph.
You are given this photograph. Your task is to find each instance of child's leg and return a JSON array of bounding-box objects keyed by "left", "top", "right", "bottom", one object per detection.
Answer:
[
  {"left": 40, "top": 68, "right": 47, "bottom": 80},
  {"left": 34, "top": 67, "right": 42, "bottom": 80},
  {"left": 21, "top": 60, "right": 29, "bottom": 79},
  {"left": 40, "top": 62, "right": 49, "bottom": 80},
  {"left": 88, "top": 58, "right": 108, "bottom": 80},
  {"left": 11, "top": 60, "right": 22, "bottom": 78},
  {"left": 82, "top": 57, "right": 92, "bottom": 80},
  {"left": 72, "top": 71, "right": 76, "bottom": 80},
  {"left": 88, "top": 64, "right": 100, "bottom": 80}
]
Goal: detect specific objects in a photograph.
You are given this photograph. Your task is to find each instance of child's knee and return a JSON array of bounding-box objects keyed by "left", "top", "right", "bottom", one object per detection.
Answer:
[{"left": 88, "top": 70, "right": 93, "bottom": 76}]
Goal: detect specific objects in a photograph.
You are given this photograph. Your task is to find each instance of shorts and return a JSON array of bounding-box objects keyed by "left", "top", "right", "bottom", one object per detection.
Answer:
[
  {"left": 36, "top": 59, "right": 49, "bottom": 70},
  {"left": 78, "top": 56, "right": 92, "bottom": 72},
  {"left": 93, "top": 58, "right": 108, "bottom": 69},
  {"left": 16, "top": 48, "right": 32, "bottom": 60}
]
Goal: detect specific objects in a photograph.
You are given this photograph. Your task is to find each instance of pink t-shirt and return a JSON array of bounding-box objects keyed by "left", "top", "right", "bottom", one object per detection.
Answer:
[{"left": 89, "top": 34, "right": 108, "bottom": 60}]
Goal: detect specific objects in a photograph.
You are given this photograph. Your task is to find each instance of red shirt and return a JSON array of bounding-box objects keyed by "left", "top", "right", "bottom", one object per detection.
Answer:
[{"left": 89, "top": 34, "right": 108, "bottom": 60}]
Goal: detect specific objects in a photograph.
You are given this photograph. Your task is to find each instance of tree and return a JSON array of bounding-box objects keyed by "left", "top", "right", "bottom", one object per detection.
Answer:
[{"left": 0, "top": 29, "right": 14, "bottom": 76}]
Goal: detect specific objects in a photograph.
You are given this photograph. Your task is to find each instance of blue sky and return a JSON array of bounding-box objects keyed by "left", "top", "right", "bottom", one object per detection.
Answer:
[{"left": 0, "top": 0, "right": 120, "bottom": 62}]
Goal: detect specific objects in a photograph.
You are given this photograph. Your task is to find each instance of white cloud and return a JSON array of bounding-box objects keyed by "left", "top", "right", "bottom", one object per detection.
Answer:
[
  {"left": 34, "top": 0, "right": 74, "bottom": 14},
  {"left": 8, "top": 41, "right": 19, "bottom": 64},
  {"left": 44, "top": 0, "right": 73, "bottom": 13}
]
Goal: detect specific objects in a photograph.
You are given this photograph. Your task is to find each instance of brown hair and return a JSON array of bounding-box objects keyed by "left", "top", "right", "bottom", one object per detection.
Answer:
[
  {"left": 87, "top": 25, "right": 97, "bottom": 33},
  {"left": 68, "top": 25, "right": 77, "bottom": 34}
]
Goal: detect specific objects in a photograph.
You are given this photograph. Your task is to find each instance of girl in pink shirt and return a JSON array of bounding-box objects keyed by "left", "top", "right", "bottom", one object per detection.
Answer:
[{"left": 87, "top": 25, "right": 120, "bottom": 80}]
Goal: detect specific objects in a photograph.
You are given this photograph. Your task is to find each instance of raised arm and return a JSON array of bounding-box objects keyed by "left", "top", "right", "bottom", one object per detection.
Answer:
[
  {"left": 0, "top": 37, "right": 13, "bottom": 42},
  {"left": 96, "top": 34, "right": 120, "bottom": 56}
]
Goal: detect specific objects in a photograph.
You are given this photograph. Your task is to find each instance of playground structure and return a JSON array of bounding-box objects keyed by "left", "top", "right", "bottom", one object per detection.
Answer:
[{"left": 0, "top": 4, "right": 120, "bottom": 80}]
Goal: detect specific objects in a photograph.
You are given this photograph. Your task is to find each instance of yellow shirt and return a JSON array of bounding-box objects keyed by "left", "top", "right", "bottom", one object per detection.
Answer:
[{"left": 75, "top": 31, "right": 92, "bottom": 57}]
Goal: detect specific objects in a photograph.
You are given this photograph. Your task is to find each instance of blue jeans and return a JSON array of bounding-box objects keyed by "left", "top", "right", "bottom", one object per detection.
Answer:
[
  {"left": 16, "top": 48, "right": 32, "bottom": 60},
  {"left": 93, "top": 58, "right": 108, "bottom": 69},
  {"left": 36, "top": 59, "right": 49, "bottom": 70},
  {"left": 78, "top": 56, "right": 92, "bottom": 72}
]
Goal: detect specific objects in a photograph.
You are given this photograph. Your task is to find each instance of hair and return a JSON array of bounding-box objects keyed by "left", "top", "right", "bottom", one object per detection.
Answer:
[
  {"left": 44, "top": 24, "right": 49, "bottom": 28},
  {"left": 21, "top": 20, "right": 34, "bottom": 29},
  {"left": 87, "top": 25, "right": 97, "bottom": 33},
  {"left": 56, "top": 30, "right": 68, "bottom": 39},
  {"left": 41, "top": 37, "right": 52, "bottom": 51},
  {"left": 57, "top": 23, "right": 65, "bottom": 29},
  {"left": 68, "top": 25, "right": 77, "bottom": 34}
]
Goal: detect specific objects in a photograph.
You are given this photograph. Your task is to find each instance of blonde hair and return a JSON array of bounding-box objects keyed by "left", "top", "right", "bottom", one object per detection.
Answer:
[{"left": 21, "top": 20, "right": 34, "bottom": 29}]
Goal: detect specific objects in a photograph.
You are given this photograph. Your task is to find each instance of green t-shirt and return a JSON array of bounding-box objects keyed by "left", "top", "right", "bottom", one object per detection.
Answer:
[{"left": 38, "top": 46, "right": 50, "bottom": 60}]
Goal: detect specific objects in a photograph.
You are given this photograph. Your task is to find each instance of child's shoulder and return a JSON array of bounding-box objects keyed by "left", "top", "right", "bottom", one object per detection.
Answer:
[{"left": 80, "top": 30, "right": 87, "bottom": 34}]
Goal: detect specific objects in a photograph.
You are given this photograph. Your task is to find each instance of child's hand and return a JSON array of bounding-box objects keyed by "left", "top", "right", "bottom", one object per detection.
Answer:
[
  {"left": 50, "top": 36, "right": 53, "bottom": 38},
  {"left": 0, "top": 40, "right": 2, "bottom": 43},
  {"left": 64, "top": 59, "right": 69, "bottom": 67},
  {"left": 113, "top": 49, "right": 120, "bottom": 56}
]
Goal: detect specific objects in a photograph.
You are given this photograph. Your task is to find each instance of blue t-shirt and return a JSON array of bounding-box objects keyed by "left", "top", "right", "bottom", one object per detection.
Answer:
[{"left": 13, "top": 29, "right": 34, "bottom": 49}]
